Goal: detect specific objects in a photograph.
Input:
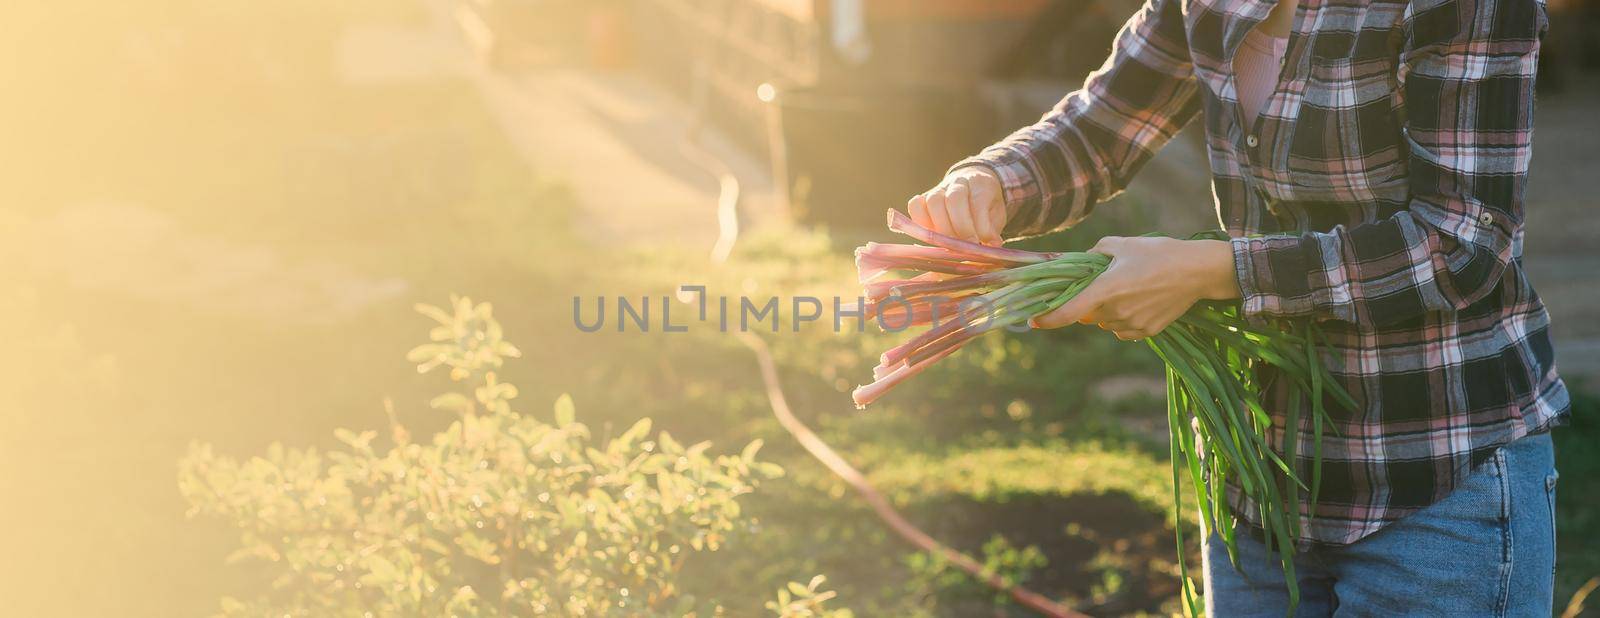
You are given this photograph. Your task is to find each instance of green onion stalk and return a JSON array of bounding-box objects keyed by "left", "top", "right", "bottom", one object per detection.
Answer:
[{"left": 851, "top": 210, "right": 1355, "bottom": 615}]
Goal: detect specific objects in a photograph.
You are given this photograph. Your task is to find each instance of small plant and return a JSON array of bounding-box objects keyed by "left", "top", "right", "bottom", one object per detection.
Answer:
[
  {"left": 905, "top": 534, "right": 1048, "bottom": 608},
  {"left": 766, "top": 575, "right": 853, "bottom": 618},
  {"left": 179, "top": 296, "right": 782, "bottom": 616}
]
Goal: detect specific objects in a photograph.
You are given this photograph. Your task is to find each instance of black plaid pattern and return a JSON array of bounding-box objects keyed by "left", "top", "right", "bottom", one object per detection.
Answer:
[{"left": 956, "top": 0, "right": 1569, "bottom": 544}]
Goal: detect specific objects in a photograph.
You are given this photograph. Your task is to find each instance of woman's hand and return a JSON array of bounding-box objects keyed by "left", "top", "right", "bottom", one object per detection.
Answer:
[
  {"left": 907, "top": 166, "right": 1005, "bottom": 246},
  {"left": 1030, "top": 237, "right": 1240, "bottom": 339}
]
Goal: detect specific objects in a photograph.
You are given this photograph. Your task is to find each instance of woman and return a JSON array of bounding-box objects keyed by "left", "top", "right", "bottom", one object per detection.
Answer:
[{"left": 912, "top": 0, "right": 1569, "bottom": 612}]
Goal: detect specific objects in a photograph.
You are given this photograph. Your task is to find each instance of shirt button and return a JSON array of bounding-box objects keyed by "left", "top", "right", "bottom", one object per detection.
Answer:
[
  {"left": 1478, "top": 212, "right": 1494, "bottom": 226},
  {"left": 1247, "top": 135, "right": 1260, "bottom": 148}
]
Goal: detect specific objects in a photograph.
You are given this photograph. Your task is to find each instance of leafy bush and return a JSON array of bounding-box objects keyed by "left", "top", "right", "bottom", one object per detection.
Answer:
[
  {"left": 178, "top": 297, "right": 788, "bottom": 616},
  {"left": 767, "top": 575, "right": 854, "bottom": 618},
  {"left": 904, "top": 535, "right": 1047, "bottom": 608}
]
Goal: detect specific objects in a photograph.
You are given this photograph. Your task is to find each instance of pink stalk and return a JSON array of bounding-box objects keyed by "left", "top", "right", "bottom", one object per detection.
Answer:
[
  {"left": 877, "top": 282, "right": 1042, "bottom": 367},
  {"left": 878, "top": 305, "right": 977, "bottom": 367},
  {"left": 868, "top": 290, "right": 980, "bottom": 314},
  {"left": 857, "top": 249, "right": 992, "bottom": 283},
  {"left": 842, "top": 296, "right": 944, "bottom": 317},
  {"left": 876, "top": 297, "right": 960, "bottom": 328},
  {"left": 887, "top": 260, "right": 1101, "bottom": 299},
  {"left": 864, "top": 279, "right": 923, "bottom": 301},
  {"left": 843, "top": 297, "right": 973, "bottom": 333},
  {"left": 862, "top": 294, "right": 1048, "bottom": 403},
  {"left": 853, "top": 340, "right": 970, "bottom": 408},
  {"left": 889, "top": 271, "right": 1009, "bottom": 299},
  {"left": 856, "top": 251, "right": 892, "bottom": 283},
  {"left": 856, "top": 251, "right": 1001, "bottom": 283},
  {"left": 886, "top": 210, "right": 1059, "bottom": 264},
  {"left": 906, "top": 324, "right": 987, "bottom": 367},
  {"left": 905, "top": 304, "right": 1045, "bottom": 367},
  {"left": 876, "top": 281, "right": 1024, "bottom": 365},
  {"left": 859, "top": 242, "right": 1013, "bottom": 266},
  {"left": 870, "top": 297, "right": 963, "bottom": 329},
  {"left": 878, "top": 305, "right": 1006, "bottom": 377},
  {"left": 909, "top": 271, "right": 952, "bottom": 283},
  {"left": 867, "top": 282, "right": 992, "bottom": 305}
]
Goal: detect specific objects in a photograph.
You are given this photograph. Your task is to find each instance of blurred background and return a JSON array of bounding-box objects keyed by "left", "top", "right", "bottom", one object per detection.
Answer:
[{"left": 2, "top": 0, "right": 1597, "bottom": 615}]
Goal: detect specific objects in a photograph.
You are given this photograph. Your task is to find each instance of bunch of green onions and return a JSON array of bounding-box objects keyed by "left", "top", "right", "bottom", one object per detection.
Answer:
[{"left": 851, "top": 209, "right": 1353, "bottom": 614}]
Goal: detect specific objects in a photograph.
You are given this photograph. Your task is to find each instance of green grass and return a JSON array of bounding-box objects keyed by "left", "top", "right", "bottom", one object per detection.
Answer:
[{"left": 1555, "top": 390, "right": 1600, "bottom": 608}]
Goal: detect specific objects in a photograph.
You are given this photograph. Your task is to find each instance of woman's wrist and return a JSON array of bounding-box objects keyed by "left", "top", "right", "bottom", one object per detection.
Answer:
[{"left": 1185, "top": 239, "right": 1241, "bottom": 301}]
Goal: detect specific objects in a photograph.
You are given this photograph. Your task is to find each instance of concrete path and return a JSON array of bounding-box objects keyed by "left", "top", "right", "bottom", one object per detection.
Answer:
[{"left": 365, "top": 0, "right": 782, "bottom": 253}]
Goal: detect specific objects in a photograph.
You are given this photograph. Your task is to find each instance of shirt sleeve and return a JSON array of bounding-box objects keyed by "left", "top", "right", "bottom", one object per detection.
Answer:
[
  {"left": 1231, "top": 0, "right": 1547, "bottom": 327},
  {"left": 952, "top": 0, "right": 1201, "bottom": 239}
]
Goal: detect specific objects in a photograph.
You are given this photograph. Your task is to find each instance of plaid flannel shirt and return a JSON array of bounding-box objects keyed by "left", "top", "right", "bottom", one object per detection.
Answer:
[{"left": 958, "top": 0, "right": 1569, "bottom": 544}]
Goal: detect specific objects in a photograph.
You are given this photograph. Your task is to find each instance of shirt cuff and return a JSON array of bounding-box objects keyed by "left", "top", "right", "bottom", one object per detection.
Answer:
[{"left": 1231, "top": 234, "right": 1316, "bottom": 320}]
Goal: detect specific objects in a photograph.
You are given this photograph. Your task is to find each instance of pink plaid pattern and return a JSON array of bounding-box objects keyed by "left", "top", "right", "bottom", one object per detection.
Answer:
[{"left": 958, "top": 0, "right": 1568, "bottom": 545}]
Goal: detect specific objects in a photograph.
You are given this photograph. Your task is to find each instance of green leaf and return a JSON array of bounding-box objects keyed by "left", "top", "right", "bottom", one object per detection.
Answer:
[
  {"left": 616, "top": 418, "right": 652, "bottom": 449},
  {"left": 413, "top": 302, "right": 453, "bottom": 326},
  {"left": 657, "top": 473, "right": 679, "bottom": 513},
  {"left": 658, "top": 431, "right": 682, "bottom": 455},
  {"left": 457, "top": 533, "right": 501, "bottom": 564},
  {"left": 406, "top": 343, "right": 446, "bottom": 363},
  {"left": 364, "top": 555, "right": 399, "bottom": 584},
  {"left": 741, "top": 439, "right": 764, "bottom": 462},
  {"left": 333, "top": 428, "right": 375, "bottom": 451},
  {"left": 553, "top": 394, "right": 575, "bottom": 427},
  {"left": 429, "top": 392, "right": 472, "bottom": 414}
]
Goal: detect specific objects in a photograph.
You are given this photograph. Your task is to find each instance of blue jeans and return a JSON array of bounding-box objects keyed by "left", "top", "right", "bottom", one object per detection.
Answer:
[{"left": 1204, "top": 432, "right": 1559, "bottom": 617}]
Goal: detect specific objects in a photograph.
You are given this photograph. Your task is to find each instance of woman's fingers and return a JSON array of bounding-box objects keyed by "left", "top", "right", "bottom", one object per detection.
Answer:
[
  {"left": 970, "top": 178, "right": 1004, "bottom": 246},
  {"left": 1030, "top": 281, "right": 1109, "bottom": 329},
  {"left": 972, "top": 198, "right": 1001, "bottom": 246},
  {"left": 1089, "top": 236, "right": 1125, "bottom": 257},
  {"left": 923, "top": 190, "right": 955, "bottom": 238},
  {"left": 907, "top": 166, "right": 1007, "bottom": 244},
  {"left": 1097, "top": 321, "right": 1147, "bottom": 340},
  {"left": 943, "top": 182, "right": 979, "bottom": 242},
  {"left": 907, "top": 194, "right": 933, "bottom": 229}
]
